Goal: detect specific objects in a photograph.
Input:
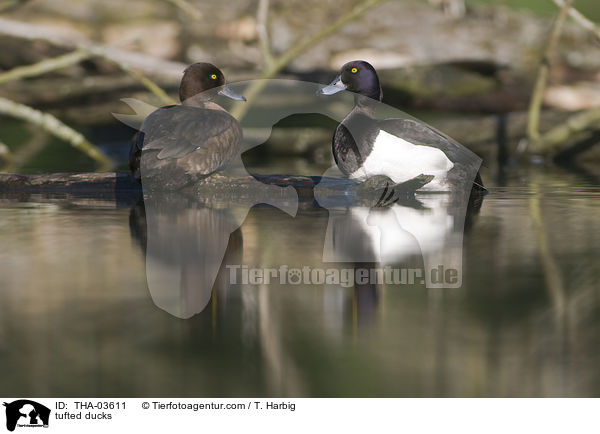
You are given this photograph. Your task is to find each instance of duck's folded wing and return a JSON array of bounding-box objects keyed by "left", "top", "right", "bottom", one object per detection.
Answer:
[
  {"left": 140, "top": 106, "right": 238, "bottom": 160},
  {"left": 379, "top": 118, "right": 467, "bottom": 162}
]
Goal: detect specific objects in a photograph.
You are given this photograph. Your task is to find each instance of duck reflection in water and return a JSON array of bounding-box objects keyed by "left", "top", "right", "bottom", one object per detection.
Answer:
[
  {"left": 129, "top": 186, "right": 297, "bottom": 319},
  {"left": 316, "top": 166, "right": 484, "bottom": 329},
  {"left": 128, "top": 193, "right": 244, "bottom": 319},
  {"left": 123, "top": 63, "right": 298, "bottom": 318},
  {"left": 318, "top": 175, "right": 483, "bottom": 278}
]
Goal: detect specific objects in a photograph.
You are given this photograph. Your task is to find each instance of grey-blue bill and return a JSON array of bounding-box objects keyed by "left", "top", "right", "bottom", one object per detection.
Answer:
[
  {"left": 317, "top": 75, "right": 346, "bottom": 95},
  {"left": 219, "top": 85, "right": 246, "bottom": 101}
]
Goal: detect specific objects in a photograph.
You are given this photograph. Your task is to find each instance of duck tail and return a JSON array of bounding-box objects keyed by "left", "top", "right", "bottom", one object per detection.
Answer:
[{"left": 472, "top": 171, "right": 488, "bottom": 193}]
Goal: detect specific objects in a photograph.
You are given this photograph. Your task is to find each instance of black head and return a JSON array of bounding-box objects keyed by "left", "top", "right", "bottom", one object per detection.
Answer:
[
  {"left": 319, "top": 60, "right": 382, "bottom": 103},
  {"left": 179, "top": 62, "right": 245, "bottom": 103}
]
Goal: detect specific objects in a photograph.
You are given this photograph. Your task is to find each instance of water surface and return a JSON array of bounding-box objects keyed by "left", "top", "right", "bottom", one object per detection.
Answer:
[{"left": 0, "top": 167, "right": 598, "bottom": 397}]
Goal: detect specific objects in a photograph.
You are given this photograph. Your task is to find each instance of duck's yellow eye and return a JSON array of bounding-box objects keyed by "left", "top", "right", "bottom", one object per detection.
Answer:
[
  {"left": 210, "top": 74, "right": 217, "bottom": 79},
  {"left": 351, "top": 67, "right": 358, "bottom": 74}
]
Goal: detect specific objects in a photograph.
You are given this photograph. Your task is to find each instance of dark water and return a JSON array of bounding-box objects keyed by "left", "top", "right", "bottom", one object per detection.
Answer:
[{"left": 0, "top": 164, "right": 599, "bottom": 397}]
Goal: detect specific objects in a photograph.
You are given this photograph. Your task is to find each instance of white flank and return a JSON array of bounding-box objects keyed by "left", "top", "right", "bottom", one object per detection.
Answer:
[{"left": 349, "top": 130, "right": 454, "bottom": 191}]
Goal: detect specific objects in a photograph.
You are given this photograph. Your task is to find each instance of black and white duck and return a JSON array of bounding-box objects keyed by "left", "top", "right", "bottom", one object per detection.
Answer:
[{"left": 318, "top": 60, "right": 484, "bottom": 192}]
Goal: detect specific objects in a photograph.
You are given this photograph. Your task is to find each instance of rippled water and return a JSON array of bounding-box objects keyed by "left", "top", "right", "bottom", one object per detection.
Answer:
[{"left": 0, "top": 166, "right": 598, "bottom": 397}]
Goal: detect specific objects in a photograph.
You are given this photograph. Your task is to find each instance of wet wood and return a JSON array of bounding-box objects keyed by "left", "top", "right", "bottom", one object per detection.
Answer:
[
  {"left": 0, "top": 172, "right": 140, "bottom": 193},
  {"left": 0, "top": 172, "right": 324, "bottom": 193},
  {"left": 0, "top": 171, "right": 433, "bottom": 208}
]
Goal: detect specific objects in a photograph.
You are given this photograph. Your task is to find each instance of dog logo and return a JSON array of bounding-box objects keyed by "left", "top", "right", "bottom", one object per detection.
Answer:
[{"left": 3, "top": 400, "right": 50, "bottom": 432}]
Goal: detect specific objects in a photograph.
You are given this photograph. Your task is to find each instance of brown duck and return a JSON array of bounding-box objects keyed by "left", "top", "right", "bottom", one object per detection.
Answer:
[{"left": 129, "top": 63, "right": 245, "bottom": 190}]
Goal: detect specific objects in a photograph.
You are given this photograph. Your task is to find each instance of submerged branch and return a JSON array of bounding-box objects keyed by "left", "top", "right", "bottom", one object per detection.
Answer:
[
  {"left": 8, "top": 127, "right": 50, "bottom": 171},
  {"left": 528, "top": 108, "right": 600, "bottom": 155},
  {"left": 529, "top": 180, "right": 566, "bottom": 318},
  {"left": 0, "top": 140, "right": 12, "bottom": 171},
  {"left": 553, "top": 130, "right": 600, "bottom": 162},
  {"left": 0, "top": 97, "right": 112, "bottom": 170}
]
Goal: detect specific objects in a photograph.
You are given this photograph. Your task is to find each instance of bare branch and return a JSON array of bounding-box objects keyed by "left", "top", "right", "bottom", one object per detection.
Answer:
[
  {"left": 8, "top": 127, "right": 50, "bottom": 171},
  {"left": 0, "top": 49, "right": 92, "bottom": 85},
  {"left": 527, "top": 0, "right": 573, "bottom": 142},
  {"left": 257, "top": 0, "right": 274, "bottom": 69},
  {"left": 0, "top": 17, "right": 186, "bottom": 81},
  {"left": 110, "top": 63, "right": 176, "bottom": 106},
  {"left": 0, "top": 17, "right": 178, "bottom": 105},
  {"left": 162, "top": 0, "right": 203, "bottom": 21},
  {"left": 231, "top": 0, "right": 388, "bottom": 119},
  {"left": 0, "top": 96, "right": 112, "bottom": 170},
  {"left": 553, "top": 0, "right": 600, "bottom": 40},
  {"left": 525, "top": 1, "right": 600, "bottom": 157}
]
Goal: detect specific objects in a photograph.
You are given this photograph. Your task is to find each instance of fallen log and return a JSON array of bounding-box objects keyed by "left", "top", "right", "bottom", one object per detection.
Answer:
[
  {"left": 0, "top": 172, "right": 140, "bottom": 193},
  {"left": 0, "top": 171, "right": 436, "bottom": 209},
  {"left": 0, "top": 172, "right": 141, "bottom": 208}
]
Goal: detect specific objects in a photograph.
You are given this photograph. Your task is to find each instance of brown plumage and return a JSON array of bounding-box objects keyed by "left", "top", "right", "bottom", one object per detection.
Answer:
[{"left": 129, "top": 63, "right": 245, "bottom": 190}]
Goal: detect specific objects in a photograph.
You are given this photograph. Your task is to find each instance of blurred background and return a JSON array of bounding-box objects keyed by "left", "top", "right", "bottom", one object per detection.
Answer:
[
  {"left": 0, "top": 0, "right": 599, "bottom": 173},
  {"left": 0, "top": 0, "right": 599, "bottom": 397}
]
